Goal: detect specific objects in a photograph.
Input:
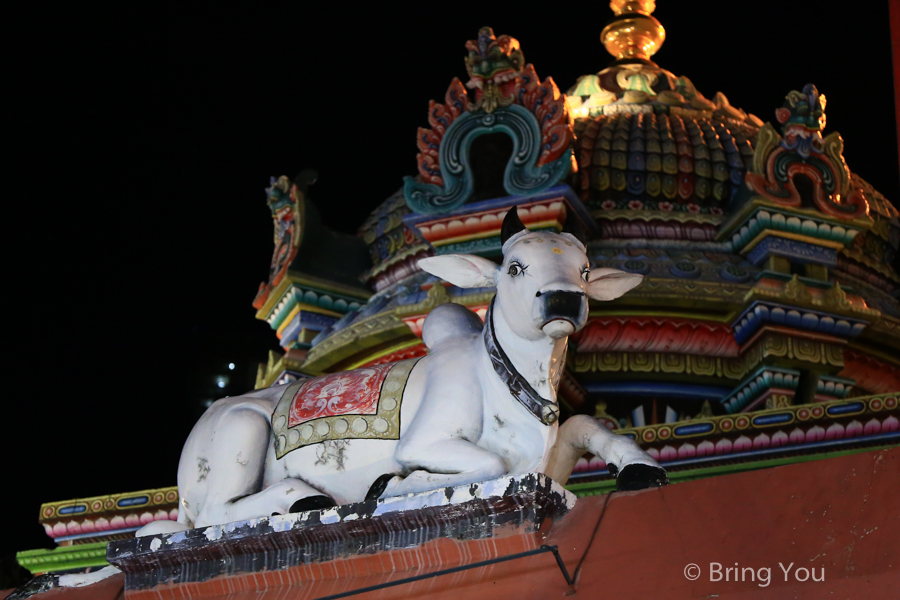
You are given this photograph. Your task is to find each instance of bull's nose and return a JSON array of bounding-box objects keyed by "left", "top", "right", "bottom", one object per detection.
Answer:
[
  {"left": 538, "top": 290, "right": 585, "bottom": 307},
  {"left": 535, "top": 290, "right": 585, "bottom": 298},
  {"left": 535, "top": 290, "right": 588, "bottom": 339}
]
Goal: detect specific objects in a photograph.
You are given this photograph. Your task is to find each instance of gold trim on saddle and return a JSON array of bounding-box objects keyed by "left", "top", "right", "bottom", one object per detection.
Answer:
[{"left": 271, "top": 358, "right": 421, "bottom": 459}]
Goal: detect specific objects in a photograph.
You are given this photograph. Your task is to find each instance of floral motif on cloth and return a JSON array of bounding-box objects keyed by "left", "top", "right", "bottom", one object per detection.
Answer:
[
  {"left": 288, "top": 365, "right": 390, "bottom": 426},
  {"left": 271, "top": 358, "right": 421, "bottom": 459}
]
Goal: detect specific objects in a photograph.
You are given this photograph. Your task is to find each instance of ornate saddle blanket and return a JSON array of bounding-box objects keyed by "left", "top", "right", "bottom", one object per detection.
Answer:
[{"left": 271, "top": 358, "right": 421, "bottom": 459}]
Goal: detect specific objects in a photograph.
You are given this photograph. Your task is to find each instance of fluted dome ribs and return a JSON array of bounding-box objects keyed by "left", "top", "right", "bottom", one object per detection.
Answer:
[{"left": 572, "top": 111, "right": 758, "bottom": 213}]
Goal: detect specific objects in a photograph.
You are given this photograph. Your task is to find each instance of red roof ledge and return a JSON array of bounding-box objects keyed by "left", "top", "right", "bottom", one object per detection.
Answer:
[{"left": 8, "top": 446, "right": 897, "bottom": 599}]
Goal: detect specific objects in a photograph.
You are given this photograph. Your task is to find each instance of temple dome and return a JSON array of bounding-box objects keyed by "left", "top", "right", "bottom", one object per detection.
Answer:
[
  {"left": 344, "top": 1, "right": 898, "bottom": 328},
  {"left": 243, "top": 1, "right": 900, "bottom": 436},
  {"left": 568, "top": 107, "right": 759, "bottom": 218},
  {"left": 564, "top": 1, "right": 763, "bottom": 219}
]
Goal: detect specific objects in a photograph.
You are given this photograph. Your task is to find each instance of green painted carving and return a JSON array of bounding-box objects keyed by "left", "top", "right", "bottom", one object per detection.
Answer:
[
  {"left": 404, "top": 104, "right": 572, "bottom": 215},
  {"left": 565, "top": 444, "right": 894, "bottom": 498},
  {"left": 434, "top": 236, "right": 503, "bottom": 256},
  {"left": 729, "top": 207, "right": 862, "bottom": 253},
  {"left": 17, "top": 542, "right": 109, "bottom": 575},
  {"left": 266, "top": 283, "right": 366, "bottom": 331},
  {"left": 435, "top": 225, "right": 559, "bottom": 257}
]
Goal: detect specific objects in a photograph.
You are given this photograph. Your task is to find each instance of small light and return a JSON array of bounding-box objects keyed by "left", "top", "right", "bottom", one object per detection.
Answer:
[
  {"left": 217, "top": 381, "right": 226, "bottom": 388},
  {"left": 228, "top": 363, "right": 235, "bottom": 371}
]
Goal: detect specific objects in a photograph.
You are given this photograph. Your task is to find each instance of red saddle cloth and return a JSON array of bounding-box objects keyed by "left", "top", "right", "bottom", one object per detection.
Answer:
[
  {"left": 271, "top": 358, "right": 420, "bottom": 458},
  {"left": 288, "top": 363, "right": 392, "bottom": 427}
]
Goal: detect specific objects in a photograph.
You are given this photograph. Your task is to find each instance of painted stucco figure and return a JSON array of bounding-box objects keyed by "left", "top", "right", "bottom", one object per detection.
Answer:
[{"left": 140, "top": 208, "right": 667, "bottom": 535}]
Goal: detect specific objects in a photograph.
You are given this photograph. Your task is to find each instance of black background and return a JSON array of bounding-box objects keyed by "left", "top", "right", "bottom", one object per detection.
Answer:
[{"left": 3, "top": 0, "right": 898, "bottom": 573}]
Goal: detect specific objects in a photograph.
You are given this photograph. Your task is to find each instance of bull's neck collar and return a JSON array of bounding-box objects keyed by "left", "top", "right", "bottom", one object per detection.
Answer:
[{"left": 483, "top": 298, "right": 565, "bottom": 426}]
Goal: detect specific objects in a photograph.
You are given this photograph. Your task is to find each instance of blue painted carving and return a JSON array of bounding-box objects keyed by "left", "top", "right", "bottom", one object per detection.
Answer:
[
  {"left": 279, "top": 310, "right": 339, "bottom": 349},
  {"left": 731, "top": 301, "right": 868, "bottom": 345},
  {"left": 404, "top": 105, "right": 572, "bottom": 215},
  {"left": 826, "top": 402, "right": 865, "bottom": 417},
  {"left": 622, "top": 259, "right": 650, "bottom": 275},
  {"left": 816, "top": 375, "right": 855, "bottom": 399},
  {"left": 751, "top": 413, "right": 794, "bottom": 427},
  {"left": 669, "top": 260, "right": 701, "bottom": 279},
  {"left": 721, "top": 263, "right": 751, "bottom": 282},
  {"left": 672, "top": 422, "right": 715, "bottom": 438},
  {"left": 581, "top": 381, "right": 732, "bottom": 401},
  {"left": 59, "top": 505, "right": 87, "bottom": 515},
  {"left": 720, "top": 365, "right": 801, "bottom": 414},
  {"left": 745, "top": 235, "right": 837, "bottom": 267},
  {"left": 732, "top": 301, "right": 862, "bottom": 344}
]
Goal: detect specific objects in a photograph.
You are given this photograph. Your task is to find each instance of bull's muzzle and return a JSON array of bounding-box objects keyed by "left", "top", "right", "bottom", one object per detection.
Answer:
[{"left": 534, "top": 290, "right": 587, "bottom": 338}]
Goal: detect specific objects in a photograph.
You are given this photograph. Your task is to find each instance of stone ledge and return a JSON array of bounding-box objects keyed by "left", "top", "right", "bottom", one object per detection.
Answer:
[{"left": 106, "top": 473, "right": 575, "bottom": 591}]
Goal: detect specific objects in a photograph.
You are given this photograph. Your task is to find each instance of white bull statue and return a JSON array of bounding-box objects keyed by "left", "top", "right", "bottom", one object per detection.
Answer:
[{"left": 140, "top": 208, "right": 667, "bottom": 536}]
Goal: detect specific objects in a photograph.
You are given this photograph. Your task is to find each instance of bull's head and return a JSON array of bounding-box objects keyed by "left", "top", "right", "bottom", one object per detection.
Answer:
[{"left": 418, "top": 207, "right": 642, "bottom": 340}]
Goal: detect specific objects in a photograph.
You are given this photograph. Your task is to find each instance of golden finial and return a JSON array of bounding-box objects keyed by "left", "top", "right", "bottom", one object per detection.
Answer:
[{"left": 601, "top": 0, "right": 666, "bottom": 63}]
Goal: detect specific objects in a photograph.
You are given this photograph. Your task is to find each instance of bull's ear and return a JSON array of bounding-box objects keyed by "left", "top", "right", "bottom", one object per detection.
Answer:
[
  {"left": 418, "top": 255, "right": 499, "bottom": 288},
  {"left": 586, "top": 268, "right": 643, "bottom": 301}
]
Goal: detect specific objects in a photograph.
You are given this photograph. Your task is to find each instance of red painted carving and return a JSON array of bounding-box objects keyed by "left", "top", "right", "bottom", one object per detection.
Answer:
[
  {"left": 416, "top": 79, "right": 469, "bottom": 186},
  {"left": 416, "top": 198, "right": 567, "bottom": 245},
  {"left": 572, "top": 317, "right": 740, "bottom": 357},
  {"left": 835, "top": 256, "right": 896, "bottom": 294},
  {"left": 745, "top": 157, "right": 868, "bottom": 220},
  {"left": 365, "top": 248, "right": 434, "bottom": 293},
  {"left": 598, "top": 218, "right": 719, "bottom": 241},
  {"left": 358, "top": 344, "right": 429, "bottom": 368},
  {"left": 558, "top": 370, "right": 588, "bottom": 412},
  {"left": 840, "top": 349, "right": 900, "bottom": 395},
  {"left": 515, "top": 64, "right": 573, "bottom": 167}
]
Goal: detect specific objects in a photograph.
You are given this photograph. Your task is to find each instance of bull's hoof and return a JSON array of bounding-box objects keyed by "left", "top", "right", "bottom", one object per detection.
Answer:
[
  {"left": 616, "top": 464, "right": 669, "bottom": 491},
  {"left": 289, "top": 495, "right": 335, "bottom": 513}
]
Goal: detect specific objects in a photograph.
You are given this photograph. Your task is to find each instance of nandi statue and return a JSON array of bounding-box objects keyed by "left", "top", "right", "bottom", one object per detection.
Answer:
[{"left": 141, "top": 208, "right": 666, "bottom": 536}]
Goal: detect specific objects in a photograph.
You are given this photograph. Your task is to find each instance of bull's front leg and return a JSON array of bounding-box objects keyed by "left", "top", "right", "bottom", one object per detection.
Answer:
[
  {"left": 547, "top": 415, "right": 668, "bottom": 491},
  {"left": 380, "top": 437, "right": 508, "bottom": 497}
]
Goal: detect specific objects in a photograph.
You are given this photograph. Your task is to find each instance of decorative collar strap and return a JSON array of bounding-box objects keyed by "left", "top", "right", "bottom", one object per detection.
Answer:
[{"left": 483, "top": 298, "right": 560, "bottom": 426}]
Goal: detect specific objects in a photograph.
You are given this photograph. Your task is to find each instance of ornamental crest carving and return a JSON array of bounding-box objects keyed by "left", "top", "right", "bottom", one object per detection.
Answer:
[
  {"left": 252, "top": 170, "right": 317, "bottom": 309},
  {"left": 404, "top": 27, "right": 575, "bottom": 214},
  {"left": 745, "top": 84, "right": 869, "bottom": 220}
]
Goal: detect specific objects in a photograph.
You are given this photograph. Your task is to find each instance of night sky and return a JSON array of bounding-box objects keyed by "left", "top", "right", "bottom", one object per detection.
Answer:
[{"left": 4, "top": 1, "right": 897, "bottom": 566}]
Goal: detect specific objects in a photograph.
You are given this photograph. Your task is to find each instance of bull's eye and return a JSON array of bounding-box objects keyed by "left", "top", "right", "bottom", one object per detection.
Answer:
[
  {"left": 581, "top": 268, "right": 589, "bottom": 282},
  {"left": 507, "top": 261, "right": 526, "bottom": 277}
]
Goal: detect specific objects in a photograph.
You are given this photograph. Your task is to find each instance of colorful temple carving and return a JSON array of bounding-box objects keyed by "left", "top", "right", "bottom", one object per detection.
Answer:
[
  {"left": 252, "top": 170, "right": 372, "bottom": 388},
  {"left": 252, "top": 2, "right": 900, "bottom": 498},
  {"left": 15, "top": 0, "right": 899, "bottom": 589}
]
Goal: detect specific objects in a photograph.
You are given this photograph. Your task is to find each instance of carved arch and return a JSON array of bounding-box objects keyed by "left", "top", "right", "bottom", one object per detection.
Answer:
[{"left": 404, "top": 104, "right": 572, "bottom": 214}]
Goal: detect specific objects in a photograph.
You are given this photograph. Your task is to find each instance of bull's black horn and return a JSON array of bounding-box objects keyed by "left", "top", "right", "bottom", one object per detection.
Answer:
[
  {"left": 501, "top": 206, "right": 527, "bottom": 245},
  {"left": 561, "top": 212, "right": 587, "bottom": 244}
]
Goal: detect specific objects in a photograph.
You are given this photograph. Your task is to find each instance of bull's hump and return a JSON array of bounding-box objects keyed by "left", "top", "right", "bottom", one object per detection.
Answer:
[
  {"left": 425, "top": 333, "right": 482, "bottom": 362},
  {"left": 422, "top": 303, "right": 484, "bottom": 349}
]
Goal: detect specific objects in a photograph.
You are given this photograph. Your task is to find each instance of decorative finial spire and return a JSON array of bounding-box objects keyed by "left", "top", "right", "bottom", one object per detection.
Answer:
[{"left": 601, "top": 0, "right": 666, "bottom": 64}]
